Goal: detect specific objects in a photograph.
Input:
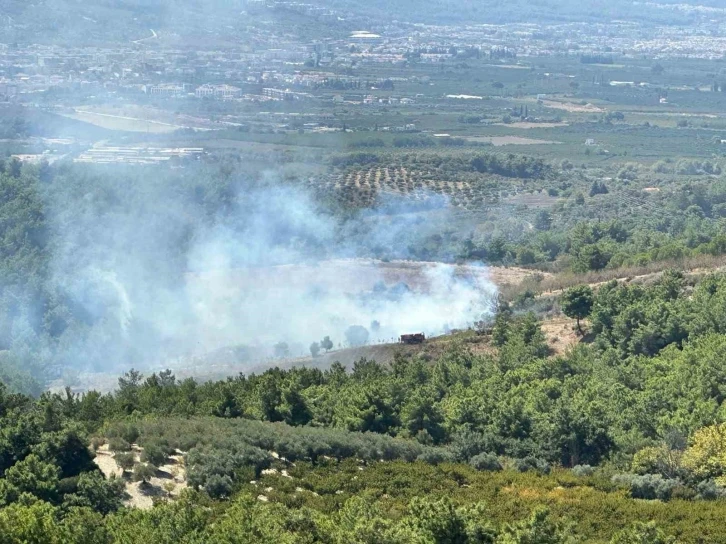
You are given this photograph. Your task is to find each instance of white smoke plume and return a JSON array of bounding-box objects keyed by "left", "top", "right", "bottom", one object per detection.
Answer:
[{"left": 43, "top": 177, "right": 497, "bottom": 374}]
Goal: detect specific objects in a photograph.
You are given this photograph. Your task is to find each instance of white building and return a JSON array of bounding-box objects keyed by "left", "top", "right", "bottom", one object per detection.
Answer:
[{"left": 195, "top": 84, "right": 241, "bottom": 99}]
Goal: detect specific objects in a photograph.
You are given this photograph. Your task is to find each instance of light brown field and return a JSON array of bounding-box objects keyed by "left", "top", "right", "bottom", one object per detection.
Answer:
[
  {"left": 504, "top": 192, "right": 560, "bottom": 208},
  {"left": 50, "top": 261, "right": 547, "bottom": 394},
  {"left": 190, "top": 259, "right": 539, "bottom": 295},
  {"left": 540, "top": 317, "right": 580, "bottom": 355},
  {"left": 59, "top": 105, "right": 213, "bottom": 133},
  {"left": 538, "top": 100, "right": 605, "bottom": 113},
  {"left": 61, "top": 110, "right": 184, "bottom": 133},
  {"left": 464, "top": 135, "right": 561, "bottom": 146},
  {"left": 494, "top": 122, "right": 569, "bottom": 129}
]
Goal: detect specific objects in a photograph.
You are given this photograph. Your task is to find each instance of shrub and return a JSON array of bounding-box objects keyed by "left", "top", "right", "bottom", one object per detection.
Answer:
[
  {"left": 631, "top": 446, "right": 662, "bottom": 475},
  {"left": 612, "top": 473, "right": 679, "bottom": 501},
  {"left": 107, "top": 423, "right": 140, "bottom": 445},
  {"left": 132, "top": 463, "right": 157, "bottom": 484},
  {"left": 114, "top": 452, "right": 135, "bottom": 472},
  {"left": 69, "top": 472, "right": 125, "bottom": 515},
  {"left": 670, "top": 484, "right": 696, "bottom": 501},
  {"left": 416, "top": 449, "right": 455, "bottom": 465},
  {"left": 57, "top": 476, "right": 80, "bottom": 495},
  {"left": 450, "top": 430, "right": 494, "bottom": 461},
  {"left": 611, "top": 521, "right": 677, "bottom": 544},
  {"left": 107, "top": 437, "right": 131, "bottom": 452},
  {"left": 695, "top": 479, "right": 726, "bottom": 501},
  {"left": 572, "top": 465, "right": 595, "bottom": 477},
  {"left": 141, "top": 443, "right": 168, "bottom": 467},
  {"left": 469, "top": 453, "right": 502, "bottom": 472},
  {"left": 514, "top": 457, "right": 551, "bottom": 475},
  {"left": 205, "top": 474, "right": 234, "bottom": 499}
]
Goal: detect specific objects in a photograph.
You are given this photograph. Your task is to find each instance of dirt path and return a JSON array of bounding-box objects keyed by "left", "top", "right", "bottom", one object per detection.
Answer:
[
  {"left": 537, "top": 264, "right": 726, "bottom": 299},
  {"left": 93, "top": 446, "right": 123, "bottom": 479}
]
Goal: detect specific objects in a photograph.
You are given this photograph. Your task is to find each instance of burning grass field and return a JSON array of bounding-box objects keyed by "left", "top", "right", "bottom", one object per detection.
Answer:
[
  {"left": 189, "top": 258, "right": 512, "bottom": 294},
  {"left": 52, "top": 260, "right": 543, "bottom": 393}
]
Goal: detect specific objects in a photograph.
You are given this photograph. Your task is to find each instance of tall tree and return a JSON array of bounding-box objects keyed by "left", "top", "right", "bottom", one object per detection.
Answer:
[{"left": 561, "top": 286, "right": 594, "bottom": 335}]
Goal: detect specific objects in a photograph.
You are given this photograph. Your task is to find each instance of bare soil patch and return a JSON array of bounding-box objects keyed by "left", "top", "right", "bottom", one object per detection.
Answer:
[
  {"left": 61, "top": 110, "right": 184, "bottom": 133},
  {"left": 538, "top": 100, "right": 605, "bottom": 113},
  {"left": 494, "top": 122, "right": 569, "bottom": 129},
  {"left": 92, "top": 444, "right": 187, "bottom": 510},
  {"left": 464, "top": 136, "right": 560, "bottom": 146},
  {"left": 189, "top": 259, "right": 520, "bottom": 296},
  {"left": 540, "top": 317, "right": 580, "bottom": 355},
  {"left": 504, "top": 193, "right": 559, "bottom": 208},
  {"left": 60, "top": 105, "right": 213, "bottom": 133}
]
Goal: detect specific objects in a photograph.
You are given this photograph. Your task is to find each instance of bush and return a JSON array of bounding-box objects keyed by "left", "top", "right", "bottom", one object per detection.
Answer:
[
  {"left": 612, "top": 473, "right": 679, "bottom": 501},
  {"left": 132, "top": 463, "right": 157, "bottom": 483},
  {"left": 611, "top": 521, "right": 677, "bottom": 544},
  {"left": 57, "top": 476, "right": 80, "bottom": 495},
  {"left": 416, "top": 449, "right": 455, "bottom": 465},
  {"left": 670, "top": 484, "right": 696, "bottom": 501},
  {"left": 114, "top": 452, "right": 135, "bottom": 472},
  {"left": 205, "top": 474, "right": 234, "bottom": 499},
  {"left": 107, "top": 423, "right": 140, "bottom": 445},
  {"left": 513, "top": 457, "right": 551, "bottom": 475},
  {"left": 65, "top": 472, "right": 125, "bottom": 515},
  {"left": 572, "top": 465, "right": 595, "bottom": 477},
  {"left": 695, "top": 480, "right": 726, "bottom": 501},
  {"left": 141, "top": 443, "right": 168, "bottom": 467},
  {"left": 449, "top": 430, "right": 495, "bottom": 461},
  {"left": 107, "top": 437, "right": 131, "bottom": 452},
  {"left": 469, "top": 453, "right": 502, "bottom": 472},
  {"left": 631, "top": 446, "right": 662, "bottom": 475}
]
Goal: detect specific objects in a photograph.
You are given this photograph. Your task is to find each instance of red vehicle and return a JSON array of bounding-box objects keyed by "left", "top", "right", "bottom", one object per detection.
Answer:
[{"left": 400, "top": 333, "right": 426, "bottom": 345}]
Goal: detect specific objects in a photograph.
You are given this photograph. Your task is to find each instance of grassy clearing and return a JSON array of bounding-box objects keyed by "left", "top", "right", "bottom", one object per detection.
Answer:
[{"left": 506, "top": 254, "right": 726, "bottom": 299}]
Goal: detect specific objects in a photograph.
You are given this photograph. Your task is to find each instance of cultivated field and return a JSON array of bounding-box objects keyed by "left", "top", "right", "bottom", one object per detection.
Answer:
[
  {"left": 463, "top": 135, "right": 561, "bottom": 146},
  {"left": 61, "top": 109, "right": 185, "bottom": 133},
  {"left": 311, "top": 166, "right": 536, "bottom": 210},
  {"left": 59, "top": 105, "right": 215, "bottom": 133}
]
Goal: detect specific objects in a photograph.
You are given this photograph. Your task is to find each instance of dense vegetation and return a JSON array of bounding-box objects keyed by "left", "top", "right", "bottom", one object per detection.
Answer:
[
  {"left": 5, "top": 142, "right": 726, "bottom": 385},
  {"left": 4, "top": 270, "right": 726, "bottom": 539},
  {"left": 7, "top": 25, "right": 726, "bottom": 541},
  {"left": 7, "top": 0, "right": 726, "bottom": 539},
  {"left": 75, "top": 271, "right": 726, "bottom": 469}
]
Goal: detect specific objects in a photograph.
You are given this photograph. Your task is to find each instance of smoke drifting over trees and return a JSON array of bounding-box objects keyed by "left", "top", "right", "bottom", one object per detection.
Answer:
[{"left": 1, "top": 162, "right": 496, "bottom": 383}]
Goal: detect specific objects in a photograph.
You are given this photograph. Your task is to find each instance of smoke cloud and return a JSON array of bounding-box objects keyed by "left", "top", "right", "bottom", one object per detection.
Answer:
[{"left": 39, "top": 173, "right": 496, "bottom": 375}]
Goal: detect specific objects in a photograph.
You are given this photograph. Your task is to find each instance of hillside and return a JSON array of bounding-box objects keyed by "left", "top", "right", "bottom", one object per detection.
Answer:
[
  {"left": 0, "top": 0, "right": 336, "bottom": 45},
  {"left": 319, "top": 0, "right": 713, "bottom": 25},
  {"left": 10, "top": 269, "right": 726, "bottom": 540},
  {"left": 0, "top": 0, "right": 714, "bottom": 45}
]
